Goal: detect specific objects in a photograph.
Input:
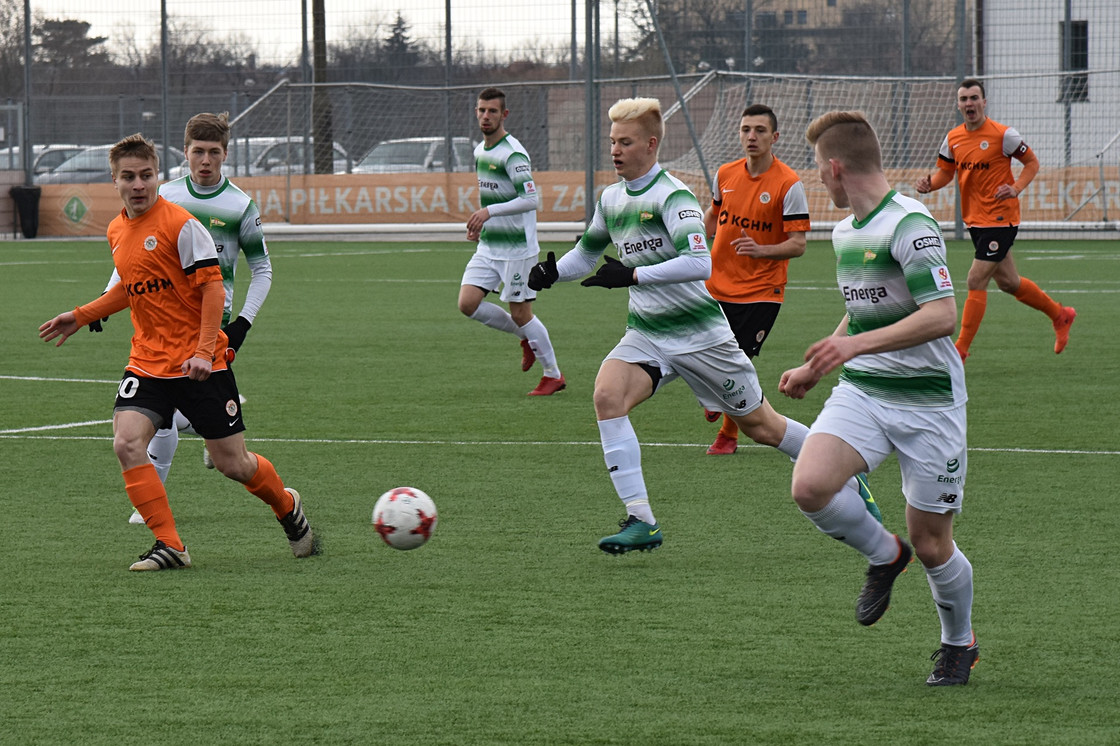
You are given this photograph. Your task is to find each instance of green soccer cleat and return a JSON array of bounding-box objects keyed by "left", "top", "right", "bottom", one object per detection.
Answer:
[
  {"left": 856, "top": 473, "right": 882, "bottom": 523},
  {"left": 598, "top": 515, "right": 663, "bottom": 555}
]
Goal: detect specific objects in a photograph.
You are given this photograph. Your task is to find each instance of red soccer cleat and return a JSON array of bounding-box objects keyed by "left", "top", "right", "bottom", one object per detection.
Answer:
[
  {"left": 520, "top": 339, "right": 536, "bottom": 372},
  {"left": 528, "top": 375, "right": 566, "bottom": 396},
  {"left": 1053, "top": 306, "right": 1077, "bottom": 354},
  {"left": 703, "top": 409, "right": 722, "bottom": 423},
  {"left": 706, "top": 433, "right": 738, "bottom": 455}
]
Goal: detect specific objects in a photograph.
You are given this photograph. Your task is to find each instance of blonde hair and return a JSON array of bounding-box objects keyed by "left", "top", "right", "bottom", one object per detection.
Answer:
[
  {"left": 109, "top": 133, "right": 158, "bottom": 176},
  {"left": 805, "top": 110, "right": 882, "bottom": 174},
  {"left": 608, "top": 97, "right": 665, "bottom": 141}
]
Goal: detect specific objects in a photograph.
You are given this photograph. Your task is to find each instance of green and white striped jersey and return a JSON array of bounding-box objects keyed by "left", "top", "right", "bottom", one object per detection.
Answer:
[
  {"left": 578, "top": 169, "right": 731, "bottom": 354},
  {"left": 832, "top": 190, "right": 966, "bottom": 409},
  {"left": 159, "top": 176, "right": 271, "bottom": 325},
  {"left": 474, "top": 134, "right": 540, "bottom": 261}
]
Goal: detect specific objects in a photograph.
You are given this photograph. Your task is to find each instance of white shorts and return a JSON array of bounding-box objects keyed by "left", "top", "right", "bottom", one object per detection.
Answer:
[
  {"left": 810, "top": 382, "right": 968, "bottom": 514},
  {"left": 461, "top": 253, "right": 538, "bottom": 304},
  {"left": 605, "top": 329, "right": 764, "bottom": 417}
]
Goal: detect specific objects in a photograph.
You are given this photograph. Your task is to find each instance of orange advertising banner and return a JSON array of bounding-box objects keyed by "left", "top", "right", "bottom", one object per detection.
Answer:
[{"left": 35, "top": 166, "right": 1120, "bottom": 238}]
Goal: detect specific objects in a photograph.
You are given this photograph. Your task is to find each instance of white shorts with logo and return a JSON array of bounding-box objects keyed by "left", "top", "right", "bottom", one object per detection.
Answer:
[
  {"left": 461, "top": 253, "right": 538, "bottom": 304},
  {"left": 605, "top": 329, "right": 764, "bottom": 417},
  {"left": 810, "top": 382, "right": 968, "bottom": 514}
]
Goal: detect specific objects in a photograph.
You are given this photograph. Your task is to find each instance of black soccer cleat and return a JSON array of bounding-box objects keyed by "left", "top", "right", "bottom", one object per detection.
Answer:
[
  {"left": 855, "top": 535, "right": 913, "bottom": 626},
  {"left": 927, "top": 634, "right": 979, "bottom": 686}
]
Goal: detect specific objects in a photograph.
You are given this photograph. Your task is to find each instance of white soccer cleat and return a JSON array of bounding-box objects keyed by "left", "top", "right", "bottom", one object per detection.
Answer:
[{"left": 202, "top": 444, "right": 215, "bottom": 469}]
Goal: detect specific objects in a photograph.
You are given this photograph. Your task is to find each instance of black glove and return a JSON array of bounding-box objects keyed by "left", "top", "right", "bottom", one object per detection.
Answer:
[
  {"left": 88, "top": 292, "right": 109, "bottom": 332},
  {"left": 222, "top": 315, "right": 252, "bottom": 351},
  {"left": 528, "top": 251, "right": 558, "bottom": 291},
  {"left": 580, "top": 256, "right": 636, "bottom": 289}
]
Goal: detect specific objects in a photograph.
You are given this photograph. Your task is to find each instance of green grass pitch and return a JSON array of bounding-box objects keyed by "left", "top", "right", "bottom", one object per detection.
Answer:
[{"left": 2, "top": 236, "right": 1118, "bottom": 744}]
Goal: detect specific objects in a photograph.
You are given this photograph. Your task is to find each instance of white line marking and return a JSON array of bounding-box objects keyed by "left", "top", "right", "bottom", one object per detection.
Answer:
[
  {"left": 1, "top": 375, "right": 119, "bottom": 384},
  {"left": 0, "top": 419, "right": 112, "bottom": 434},
  {"left": 0, "top": 433, "right": 1116, "bottom": 456}
]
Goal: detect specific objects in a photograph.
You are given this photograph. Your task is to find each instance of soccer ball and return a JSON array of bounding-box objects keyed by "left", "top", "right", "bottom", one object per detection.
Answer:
[{"left": 372, "top": 487, "right": 438, "bottom": 550}]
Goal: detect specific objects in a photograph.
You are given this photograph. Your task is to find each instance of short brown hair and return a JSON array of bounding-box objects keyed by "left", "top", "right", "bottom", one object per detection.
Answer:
[
  {"left": 805, "top": 110, "right": 881, "bottom": 174},
  {"left": 958, "top": 78, "right": 985, "bottom": 98},
  {"left": 109, "top": 133, "right": 158, "bottom": 176},
  {"left": 184, "top": 111, "right": 231, "bottom": 150},
  {"left": 478, "top": 87, "right": 506, "bottom": 109},
  {"left": 741, "top": 103, "right": 777, "bottom": 133}
]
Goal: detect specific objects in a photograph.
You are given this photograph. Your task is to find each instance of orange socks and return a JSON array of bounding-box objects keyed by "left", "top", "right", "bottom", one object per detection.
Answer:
[
  {"left": 955, "top": 290, "right": 987, "bottom": 356},
  {"left": 1013, "top": 277, "right": 1063, "bottom": 321},
  {"left": 123, "top": 463, "right": 184, "bottom": 551},
  {"left": 719, "top": 415, "right": 740, "bottom": 441},
  {"left": 244, "top": 454, "right": 294, "bottom": 519}
]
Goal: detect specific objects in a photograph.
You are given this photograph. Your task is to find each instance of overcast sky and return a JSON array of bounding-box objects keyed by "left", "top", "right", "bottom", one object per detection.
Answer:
[{"left": 30, "top": 0, "right": 615, "bottom": 67}]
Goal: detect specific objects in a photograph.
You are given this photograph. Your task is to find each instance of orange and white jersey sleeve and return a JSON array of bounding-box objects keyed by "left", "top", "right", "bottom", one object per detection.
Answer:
[
  {"left": 706, "top": 157, "right": 809, "bottom": 304},
  {"left": 937, "top": 119, "right": 1030, "bottom": 227},
  {"left": 106, "top": 197, "right": 229, "bottom": 378}
]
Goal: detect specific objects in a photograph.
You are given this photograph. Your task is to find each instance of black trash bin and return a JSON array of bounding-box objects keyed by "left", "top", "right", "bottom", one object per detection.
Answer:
[{"left": 11, "top": 185, "right": 41, "bottom": 239}]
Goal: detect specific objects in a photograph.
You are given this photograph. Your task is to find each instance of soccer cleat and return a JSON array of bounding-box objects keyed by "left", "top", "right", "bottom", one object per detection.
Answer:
[
  {"left": 129, "top": 540, "right": 191, "bottom": 571},
  {"left": 528, "top": 374, "right": 566, "bottom": 396},
  {"left": 855, "top": 473, "right": 882, "bottom": 523},
  {"left": 927, "top": 633, "right": 980, "bottom": 686},
  {"left": 520, "top": 339, "right": 536, "bottom": 372},
  {"left": 1053, "top": 306, "right": 1077, "bottom": 354},
  {"left": 202, "top": 444, "right": 215, "bottom": 469},
  {"left": 855, "top": 535, "right": 913, "bottom": 626},
  {"left": 704, "top": 409, "right": 722, "bottom": 423},
  {"left": 706, "top": 433, "right": 738, "bottom": 455},
  {"left": 598, "top": 515, "right": 663, "bottom": 555},
  {"left": 278, "top": 488, "right": 318, "bottom": 558},
  {"left": 128, "top": 509, "right": 145, "bottom": 525}
]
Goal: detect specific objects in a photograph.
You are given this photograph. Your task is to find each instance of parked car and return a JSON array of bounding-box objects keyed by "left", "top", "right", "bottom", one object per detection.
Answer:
[
  {"left": 168, "top": 136, "right": 351, "bottom": 179},
  {"left": 32, "top": 145, "right": 86, "bottom": 176},
  {"left": 353, "top": 137, "right": 475, "bottom": 174},
  {"left": 36, "top": 144, "right": 187, "bottom": 184}
]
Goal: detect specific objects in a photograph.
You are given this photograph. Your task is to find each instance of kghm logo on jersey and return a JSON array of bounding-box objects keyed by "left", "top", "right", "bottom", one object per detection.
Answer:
[{"left": 144, "top": 236, "right": 158, "bottom": 251}]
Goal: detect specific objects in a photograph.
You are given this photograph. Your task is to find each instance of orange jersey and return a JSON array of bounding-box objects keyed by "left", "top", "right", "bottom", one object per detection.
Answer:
[
  {"left": 936, "top": 118, "right": 1031, "bottom": 227},
  {"left": 106, "top": 197, "right": 228, "bottom": 378},
  {"left": 706, "top": 156, "right": 810, "bottom": 303}
]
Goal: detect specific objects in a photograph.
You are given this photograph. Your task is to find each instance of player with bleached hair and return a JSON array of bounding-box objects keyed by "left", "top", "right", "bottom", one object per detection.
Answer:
[
  {"left": 529, "top": 97, "right": 872, "bottom": 554},
  {"left": 782, "top": 110, "right": 976, "bottom": 685}
]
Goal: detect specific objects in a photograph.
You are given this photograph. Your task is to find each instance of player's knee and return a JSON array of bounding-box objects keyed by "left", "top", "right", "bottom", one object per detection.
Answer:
[{"left": 458, "top": 298, "right": 479, "bottom": 317}]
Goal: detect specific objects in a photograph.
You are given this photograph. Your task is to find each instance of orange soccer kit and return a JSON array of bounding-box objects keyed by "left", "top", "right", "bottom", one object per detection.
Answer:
[
  {"left": 72, "top": 197, "right": 292, "bottom": 550},
  {"left": 936, "top": 118, "right": 1065, "bottom": 356},
  {"left": 706, "top": 156, "right": 809, "bottom": 444},
  {"left": 706, "top": 156, "right": 810, "bottom": 304}
]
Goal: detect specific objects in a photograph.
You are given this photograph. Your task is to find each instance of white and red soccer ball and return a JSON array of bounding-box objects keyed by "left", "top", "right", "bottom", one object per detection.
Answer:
[{"left": 372, "top": 487, "right": 438, "bottom": 550}]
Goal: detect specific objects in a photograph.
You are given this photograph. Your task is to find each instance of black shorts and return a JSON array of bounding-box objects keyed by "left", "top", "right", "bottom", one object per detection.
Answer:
[
  {"left": 114, "top": 369, "right": 246, "bottom": 440},
  {"left": 969, "top": 225, "right": 1018, "bottom": 262},
  {"left": 718, "top": 300, "right": 782, "bottom": 358}
]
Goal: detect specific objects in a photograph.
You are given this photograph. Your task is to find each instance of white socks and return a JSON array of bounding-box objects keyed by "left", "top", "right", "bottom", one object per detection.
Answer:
[
  {"left": 776, "top": 417, "right": 808, "bottom": 460},
  {"left": 469, "top": 301, "right": 519, "bottom": 335},
  {"left": 925, "top": 544, "right": 974, "bottom": 646},
  {"left": 597, "top": 416, "right": 655, "bottom": 525},
  {"left": 801, "top": 488, "right": 898, "bottom": 565},
  {"left": 146, "top": 411, "right": 195, "bottom": 484},
  {"left": 518, "top": 317, "right": 560, "bottom": 378}
]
